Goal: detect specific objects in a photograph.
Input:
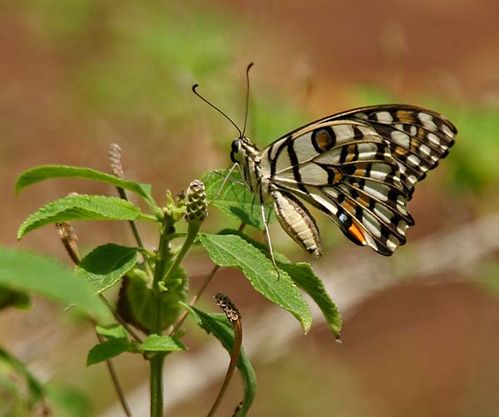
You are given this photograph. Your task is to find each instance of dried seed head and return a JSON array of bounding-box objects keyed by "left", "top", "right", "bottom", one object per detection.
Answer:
[
  {"left": 185, "top": 179, "right": 207, "bottom": 223},
  {"left": 215, "top": 293, "right": 240, "bottom": 323},
  {"left": 55, "top": 221, "right": 78, "bottom": 243},
  {"left": 109, "top": 143, "right": 125, "bottom": 179}
]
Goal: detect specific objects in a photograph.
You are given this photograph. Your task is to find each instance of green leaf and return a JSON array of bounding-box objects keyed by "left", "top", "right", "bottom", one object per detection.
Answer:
[
  {"left": 77, "top": 244, "right": 138, "bottom": 293},
  {"left": 95, "top": 323, "right": 128, "bottom": 340},
  {"left": 0, "top": 247, "right": 107, "bottom": 321},
  {"left": 139, "top": 335, "right": 186, "bottom": 352},
  {"left": 202, "top": 169, "right": 273, "bottom": 230},
  {"left": 117, "top": 263, "right": 188, "bottom": 333},
  {"left": 279, "top": 262, "right": 342, "bottom": 338},
  {"left": 199, "top": 233, "right": 312, "bottom": 332},
  {"left": 16, "top": 165, "right": 157, "bottom": 208},
  {"left": 46, "top": 385, "right": 92, "bottom": 417},
  {"left": 230, "top": 231, "right": 342, "bottom": 337},
  {"left": 0, "top": 346, "right": 45, "bottom": 404},
  {"left": 18, "top": 194, "right": 143, "bottom": 239},
  {"left": 186, "top": 306, "right": 256, "bottom": 417},
  {"left": 0, "top": 286, "right": 30, "bottom": 310},
  {"left": 86, "top": 338, "right": 134, "bottom": 366}
]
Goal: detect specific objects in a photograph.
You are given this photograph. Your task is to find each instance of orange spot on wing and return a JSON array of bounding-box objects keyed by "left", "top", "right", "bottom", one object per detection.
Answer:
[
  {"left": 396, "top": 110, "right": 415, "bottom": 123},
  {"left": 316, "top": 129, "right": 333, "bottom": 151},
  {"left": 348, "top": 223, "right": 367, "bottom": 245}
]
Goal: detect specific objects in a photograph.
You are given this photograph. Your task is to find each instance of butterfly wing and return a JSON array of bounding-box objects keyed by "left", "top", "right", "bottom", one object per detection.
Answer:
[
  {"left": 324, "top": 104, "right": 458, "bottom": 198},
  {"left": 260, "top": 119, "right": 415, "bottom": 255}
]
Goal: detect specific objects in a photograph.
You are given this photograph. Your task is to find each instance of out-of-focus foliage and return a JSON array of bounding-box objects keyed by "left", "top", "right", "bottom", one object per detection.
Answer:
[
  {"left": 474, "top": 261, "right": 499, "bottom": 296},
  {"left": 25, "top": 0, "right": 236, "bottom": 123},
  {"left": 23, "top": 0, "right": 312, "bottom": 159},
  {"left": 46, "top": 384, "right": 92, "bottom": 417},
  {"left": 0, "top": 287, "right": 30, "bottom": 311},
  {"left": 0, "top": 348, "right": 44, "bottom": 417},
  {"left": 0, "top": 248, "right": 107, "bottom": 320}
]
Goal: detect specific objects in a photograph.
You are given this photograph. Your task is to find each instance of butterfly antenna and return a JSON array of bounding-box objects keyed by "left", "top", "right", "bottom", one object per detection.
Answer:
[
  {"left": 241, "top": 62, "right": 254, "bottom": 137},
  {"left": 192, "top": 84, "right": 242, "bottom": 137}
]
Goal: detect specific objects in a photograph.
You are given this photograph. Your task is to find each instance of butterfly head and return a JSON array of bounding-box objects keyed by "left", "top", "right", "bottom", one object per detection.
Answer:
[{"left": 230, "top": 136, "right": 257, "bottom": 163}]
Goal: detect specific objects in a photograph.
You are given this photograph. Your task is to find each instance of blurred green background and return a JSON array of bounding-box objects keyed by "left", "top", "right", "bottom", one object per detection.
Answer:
[{"left": 1, "top": 1, "right": 499, "bottom": 416}]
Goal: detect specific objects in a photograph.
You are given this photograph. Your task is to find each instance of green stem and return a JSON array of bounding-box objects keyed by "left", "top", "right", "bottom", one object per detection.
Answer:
[
  {"left": 149, "top": 213, "right": 175, "bottom": 417},
  {"left": 151, "top": 217, "right": 173, "bottom": 333},
  {"left": 139, "top": 213, "right": 160, "bottom": 222},
  {"left": 163, "top": 221, "right": 200, "bottom": 285},
  {"left": 150, "top": 353, "right": 166, "bottom": 417}
]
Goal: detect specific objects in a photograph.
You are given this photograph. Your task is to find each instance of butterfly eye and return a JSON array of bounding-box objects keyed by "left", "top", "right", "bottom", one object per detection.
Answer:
[
  {"left": 231, "top": 139, "right": 241, "bottom": 153},
  {"left": 230, "top": 139, "right": 242, "bottom": 163}
]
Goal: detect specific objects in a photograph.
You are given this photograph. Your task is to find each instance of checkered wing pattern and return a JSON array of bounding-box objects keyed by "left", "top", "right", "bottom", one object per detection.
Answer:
[
  {"left": 259, "top": 105, "right": 457, "bottom": 255},
  {"left": 327, "top": 105, "right": 457, "bottom": 198}
]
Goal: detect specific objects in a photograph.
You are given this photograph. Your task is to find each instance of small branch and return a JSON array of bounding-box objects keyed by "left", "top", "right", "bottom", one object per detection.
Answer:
[
  {"left": 99, "top": 296, "right": 143, "bottom": 344},
  {"left": 115, "top": 186, "right": 154, "bottom": 279},
  {"left": 96, "top": 332, "right": 133, "bottom": 417},
  {"left": 206, "top": 294, "right": 243, "bottom": 417},
  {"left": 108, "top": 143, "right": 153, "bottom": 278},
  {"left": 118, "top": 188, "right": 147, "bottom": 247}
]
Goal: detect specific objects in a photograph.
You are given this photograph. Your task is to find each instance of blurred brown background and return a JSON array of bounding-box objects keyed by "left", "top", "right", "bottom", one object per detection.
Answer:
[{"left": 1, "top": 1, "right": 499, "bottom": 416}]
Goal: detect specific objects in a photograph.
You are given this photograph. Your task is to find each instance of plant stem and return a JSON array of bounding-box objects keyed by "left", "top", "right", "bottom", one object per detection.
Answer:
[
  {"left": 149, "top": 353, "right": 166, "bottom": 417},
  {"left": 163, "top": 221, "right": 200, "bottom": 289},
  {"left": 151, "top": 216, "right": 174, "bottom": 333},
  {"left": 149, "top": 213, "right": 175, "bottom": 417}
]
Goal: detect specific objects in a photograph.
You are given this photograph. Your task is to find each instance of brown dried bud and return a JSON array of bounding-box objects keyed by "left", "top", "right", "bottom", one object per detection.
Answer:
[
  {"left": 214, "top": 293, "right": 240, "bottom": 323},
  {"left": 109, "top": 143, "right": 125, "bottom": 179}
]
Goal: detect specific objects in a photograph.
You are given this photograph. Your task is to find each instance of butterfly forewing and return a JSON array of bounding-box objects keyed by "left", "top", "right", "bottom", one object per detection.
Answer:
[{"left": 326, "top": 105, "right": 458, "bottom": 198}]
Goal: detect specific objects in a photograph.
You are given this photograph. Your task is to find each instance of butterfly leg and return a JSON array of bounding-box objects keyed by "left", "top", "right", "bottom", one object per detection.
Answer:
[
  {"left": 213, "top": 163, "right": 239, "bottom": 201},
  {"left": 260, "top": 204, "right": 280, "bottom": 277},
  {"left": 211, "top": 167, "right": 246, "bottom": 187}
]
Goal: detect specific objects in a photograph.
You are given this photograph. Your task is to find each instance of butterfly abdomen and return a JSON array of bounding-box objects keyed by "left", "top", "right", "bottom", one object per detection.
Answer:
[{"left": 272, "top": 189, "right": 322, "bottom": 257}]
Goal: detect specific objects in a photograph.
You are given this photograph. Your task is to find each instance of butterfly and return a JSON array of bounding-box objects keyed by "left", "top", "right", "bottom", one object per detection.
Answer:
[{"left": 194, "top": 78, "right": 457, "bottom": 263}]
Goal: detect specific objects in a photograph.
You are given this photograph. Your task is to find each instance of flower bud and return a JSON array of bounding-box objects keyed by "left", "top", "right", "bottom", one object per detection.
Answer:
[{"left": 185, "top": 179, "right": 207, "bottom": 223}]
